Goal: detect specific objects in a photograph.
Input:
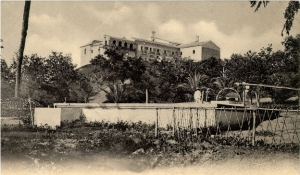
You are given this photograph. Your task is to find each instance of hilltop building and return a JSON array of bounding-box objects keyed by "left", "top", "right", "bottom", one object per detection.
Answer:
[{"left": 80, "top": 31, "right": 220, "bottom": 66}]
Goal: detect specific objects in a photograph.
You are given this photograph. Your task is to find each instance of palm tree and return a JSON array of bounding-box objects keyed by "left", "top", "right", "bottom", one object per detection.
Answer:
[
  {"left": 186, "top": 72, "right": 208, "bottom": 92},
  {"left": 212, "top": 76, "right": 235, "bottom": 90},
  {"left": 100, "top": 80, "right": 128, "bottom": 103},
  {"left": 15, "top": 1, "right": 31, "bottom": 97},
  {"left": 212, "top": 66, "right": 236, "bottom": 101},
  {"left": 178, "top": 72, "right": 208, "bottom": 102}
]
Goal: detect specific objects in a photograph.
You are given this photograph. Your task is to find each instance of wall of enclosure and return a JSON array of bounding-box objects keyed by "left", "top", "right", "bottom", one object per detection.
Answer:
[
  {"left": 3, "top": 99, "right": 299, "bottom": 146},
  {"left": 54, "top": 103, "right": 299, "bottom": 146}
]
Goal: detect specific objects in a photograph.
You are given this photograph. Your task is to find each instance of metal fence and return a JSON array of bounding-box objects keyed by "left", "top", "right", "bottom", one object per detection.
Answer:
[{"left": 156, "top": 107, "right": 299, "bottom": 146}]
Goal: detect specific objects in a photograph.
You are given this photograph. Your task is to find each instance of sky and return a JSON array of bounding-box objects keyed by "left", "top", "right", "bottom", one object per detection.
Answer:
[{"left": 1, "top": 1, "right": 300, "bottom": 67}]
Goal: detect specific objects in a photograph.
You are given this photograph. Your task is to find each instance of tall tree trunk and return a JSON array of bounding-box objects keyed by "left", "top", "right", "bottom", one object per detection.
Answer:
[{"left": 15, "top": 0, "right": 31, "bottom": 98}]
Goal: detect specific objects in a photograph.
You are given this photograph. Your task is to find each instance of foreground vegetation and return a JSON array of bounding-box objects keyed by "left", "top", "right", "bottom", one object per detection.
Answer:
[{"left": 2, "top": 120, "right": 299, "bottom": 174}]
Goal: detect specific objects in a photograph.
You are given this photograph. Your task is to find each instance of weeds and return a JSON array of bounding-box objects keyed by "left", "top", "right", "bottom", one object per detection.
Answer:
[{"left": 2, "top": 119, "right": 299, "bottom": 174}]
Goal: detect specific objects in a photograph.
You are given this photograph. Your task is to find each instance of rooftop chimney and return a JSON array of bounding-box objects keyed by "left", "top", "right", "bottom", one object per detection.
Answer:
[
  {"left": 151, "top": 31, "right": 156, "bottom": 41},
  {"left": 196, "top": 35, "right": 199, "bottom": 42}
]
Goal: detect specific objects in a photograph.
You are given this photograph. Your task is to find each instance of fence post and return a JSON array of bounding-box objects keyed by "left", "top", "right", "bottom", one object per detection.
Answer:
[
  {"left": 204, "top": 108, "right": 207, "bottom": 128},
  {"left": 28, "top": 95, "right": 33, "bottom": 126},
  {"left": 172, "top": 107, "right": 175, "bottom": 137},
  {"left": 252, "top": 110, "right": 256, "bottom": 146},
  {"left": 146, "top": 89, "right": 148, "bottom": 104},
  {"left": 155, "top": 108, "right": 158, "bottom": 138},
  {"left": 189, "top": 108, "right": 192, "bottom": 130}
]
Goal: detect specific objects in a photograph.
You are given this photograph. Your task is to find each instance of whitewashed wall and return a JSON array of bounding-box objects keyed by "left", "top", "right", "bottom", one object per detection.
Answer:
[
  {"left": 82, "top": 108, "right": 216, "bottom": 128},
  {"left": 34, "top": 108, "right": 61, "bottom": 129}
]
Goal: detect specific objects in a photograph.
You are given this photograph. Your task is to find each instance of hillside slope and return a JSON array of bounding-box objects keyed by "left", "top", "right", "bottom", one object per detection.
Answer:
[{"left": 77, "top": 64, "right": 107, "bottom": 103}]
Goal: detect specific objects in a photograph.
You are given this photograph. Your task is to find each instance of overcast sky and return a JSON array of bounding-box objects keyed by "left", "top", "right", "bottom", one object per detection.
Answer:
[{"left": 1, "top": 1, "right": 299, "bottom": 67}]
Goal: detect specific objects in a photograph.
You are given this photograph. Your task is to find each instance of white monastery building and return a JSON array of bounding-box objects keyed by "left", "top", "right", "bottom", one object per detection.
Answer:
[{"left": 80, "top": 31, "right": 220, "bottom": 66}]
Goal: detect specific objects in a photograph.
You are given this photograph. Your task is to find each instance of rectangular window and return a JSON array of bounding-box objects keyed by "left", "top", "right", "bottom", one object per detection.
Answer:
[
  {"left": 84, "top": 49, "right": 86, "bottom": 55},
  {"left": 91, "top": 50, "right": 93, "bottom": 54},
  {"left": 157, "top": 49, "right": 160, "bottom": 53},
  {"left": 141, "top": 46, "right": 143, "bottom": 50},
  {"left": 150, "top": 48, "right": 152, "bottom": 51},
  {"left": 180, "top": 52, "right": 182, "bottom": 55},
  {"left": 193, "top": 50, "right": 195, "bottom": 54},
  {"left": 145, "top": 47, "right": 148, "bottom": 50}
]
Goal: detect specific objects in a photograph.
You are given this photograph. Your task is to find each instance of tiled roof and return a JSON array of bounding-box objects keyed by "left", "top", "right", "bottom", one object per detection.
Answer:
[
  {"left": 80, "top": 40, "right": 102, "bottom": 48},
  {"left": 132, "top": 37, "right": 179, "bottom": 48},
  {"left": 151, "top": 37, "right": 181, "bottom": 45},
  {"left": 177, "top": 40, "right": 211, "bottom": 48},
  {"left": 105, "top": 35, "right": 135, "bottom": 42}
]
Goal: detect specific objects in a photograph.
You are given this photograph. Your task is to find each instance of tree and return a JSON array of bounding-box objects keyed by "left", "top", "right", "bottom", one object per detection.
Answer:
[
  {"left": 212, "top": 75, "right": 235, "bottom": 90},
  {"left": 15, "top": 0, "right": 31, "bottom": 97},
  {"left": 90, "top": 49, "right": 148, "bottom": 103},
  {"left": 1, "top": 59, "right": 14, "bottom": 98},
  {"left": 250, "top": 1, "right": 300, "bottom": 36},
  {"left": 1, "top": 59, "right": 10, "bottom": 79},
  {"left": 100, "top": 80, "right": 128, "bottom": 103},
  {"left": 192, "top": 57, "right": 223, "bottom": 80},
  {"left": 177, "top": 72, "right": 209, "bottom": 102},
  {"left": 8, "top": 52, "right": 92, "bottom": 106}
]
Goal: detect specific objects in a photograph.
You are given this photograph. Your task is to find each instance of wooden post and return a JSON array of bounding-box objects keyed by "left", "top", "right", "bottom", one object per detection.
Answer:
[
  {"left": 201, "top": 91, "right": 204, "bottom": 104},
  {"left": 204, "top": 108, "right": 207, "bottom": 128},
  {"left": 189, "top": 108, "right": 192, "bottom": 130},
  {"left": 190, "top": 108, "right": 194, "bottom": 142},
  {"left": 172, "top": 107, "right": 175, "bottom": 137},
  {"left": 146, "top": 89, "right": 148, "bottom": 104},
  {"left": 255, "top": 92, "right": 260, "bottom": 107},
  {"left": 252, "top": 110, "right": 256, "bottom": 146},
  {"left": 155, "top": 108, "right": 158, "bottom": 138}
]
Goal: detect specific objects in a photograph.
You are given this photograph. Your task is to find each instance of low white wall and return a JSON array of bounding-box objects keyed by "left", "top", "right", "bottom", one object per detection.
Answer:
[
  {"left": 82, "top": 108, "right": 158, "bottom": 124},
  {"left": 34, "top": 108, "right": 61, "bottom": 129},
  {"left": 82, "top": 108, "right": 216, "bottom": 128}
]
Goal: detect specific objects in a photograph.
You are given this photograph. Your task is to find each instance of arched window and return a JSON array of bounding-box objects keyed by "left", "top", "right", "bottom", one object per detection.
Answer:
[
  {"left": 112, "top": 40, "right": 116, "bottom": 45},
  {"left": 130, "top": 43, "right": 133, "bottom": 49},
  {"left": 118, "top": 41, "right": 122, "bottom": 47},
  {"left": 124, "top": 42, "right": 128, "bottom": 48},
  {"left": 105, "top": 40, "right": 107, "bottom": 46}
]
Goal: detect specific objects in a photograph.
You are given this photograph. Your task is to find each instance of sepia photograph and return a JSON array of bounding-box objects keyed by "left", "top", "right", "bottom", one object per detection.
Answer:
[{"left": 1, "top": 1, "right": 299, "bottom": 175}]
